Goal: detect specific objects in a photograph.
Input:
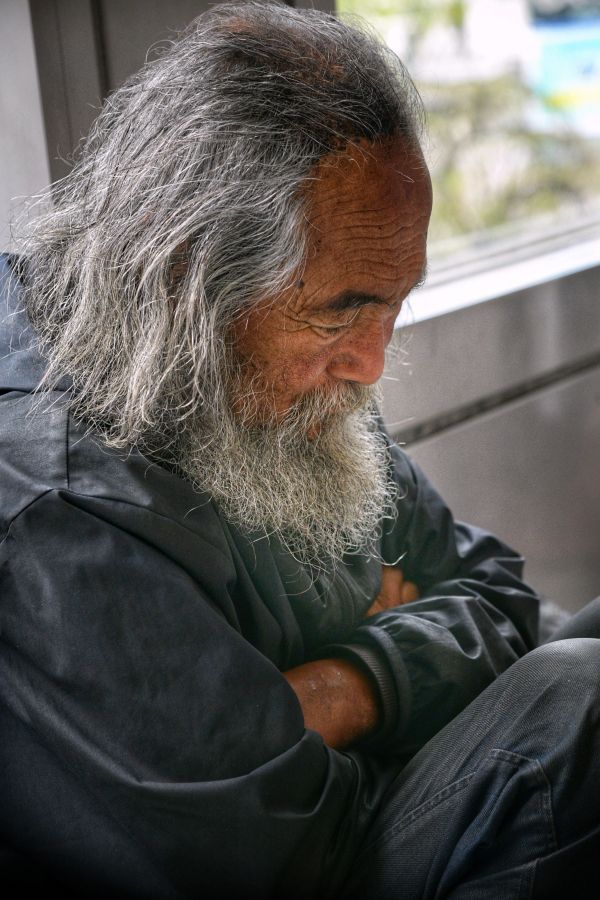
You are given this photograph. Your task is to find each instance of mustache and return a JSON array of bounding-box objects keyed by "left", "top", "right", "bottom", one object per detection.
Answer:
[
  {"left": 226, "top": 351, "right": 381, "bottom": 434},
  {"left": 275, "top": 381, "right": 379, "bottom": 431}
]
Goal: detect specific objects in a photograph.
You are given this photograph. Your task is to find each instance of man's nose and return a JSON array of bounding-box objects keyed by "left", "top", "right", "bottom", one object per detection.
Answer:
[{"left": 326, "top": 323, "right": 390, "bottom": 385}]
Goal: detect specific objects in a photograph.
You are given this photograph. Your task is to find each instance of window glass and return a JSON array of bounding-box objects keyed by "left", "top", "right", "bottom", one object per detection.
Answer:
[{"left": 337, "top": 0, "right": 600, "bottom": 268}]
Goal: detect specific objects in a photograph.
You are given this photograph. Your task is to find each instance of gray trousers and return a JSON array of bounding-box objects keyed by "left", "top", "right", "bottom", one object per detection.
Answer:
[{"left": 344, "top": 598, "right": 600, "bottom": 899}]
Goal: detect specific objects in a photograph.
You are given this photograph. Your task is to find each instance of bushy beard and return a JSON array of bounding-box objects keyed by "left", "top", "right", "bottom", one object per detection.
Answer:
[{"left": 179, "top": 375, "right": 397, "bottom": 571}]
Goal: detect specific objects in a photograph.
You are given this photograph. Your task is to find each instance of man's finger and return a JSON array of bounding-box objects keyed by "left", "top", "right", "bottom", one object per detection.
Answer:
[
  {"left": 365, "top": 566, "right": 420, "bottom": 617},
  {"left": 400, "top": 581, "right": 419, "bottom": 604},
  {"left": 377, "top": 566, "right": 404, "bottom": 606}
]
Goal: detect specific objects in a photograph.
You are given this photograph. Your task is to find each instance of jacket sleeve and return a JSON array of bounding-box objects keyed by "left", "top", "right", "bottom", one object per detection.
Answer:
[
  {"left": 0, "top": 489, "right": 374, "bottom": 899},
  {"left": 326, "top": 441, "right": 541, "bottom": 757}
]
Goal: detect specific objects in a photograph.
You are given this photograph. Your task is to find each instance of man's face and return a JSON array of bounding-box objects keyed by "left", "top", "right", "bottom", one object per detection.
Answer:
[
  {"left": 232, "top": 137, "right": 432, "bottom": 430},
  {"left": 189, "top": 137, "right": 431, "bottom": 566}
]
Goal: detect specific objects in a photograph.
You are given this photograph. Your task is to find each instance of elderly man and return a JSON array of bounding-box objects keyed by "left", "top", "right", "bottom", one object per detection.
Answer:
[{"left": 1, "top": 3, "right": 599, "bottom": 898}]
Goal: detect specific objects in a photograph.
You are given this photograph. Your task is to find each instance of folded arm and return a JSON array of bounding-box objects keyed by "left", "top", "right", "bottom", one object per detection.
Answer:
[
  {"left": 283, "top": 566, "right": 419, "bottom": 749},
  {"left": 286, "top": 445, "right": 541, "bottom": 756}
]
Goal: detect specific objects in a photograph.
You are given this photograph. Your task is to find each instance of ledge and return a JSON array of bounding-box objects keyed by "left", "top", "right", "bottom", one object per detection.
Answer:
[{"left": 397, "top": 215, "right": 600, "bottom": 326}]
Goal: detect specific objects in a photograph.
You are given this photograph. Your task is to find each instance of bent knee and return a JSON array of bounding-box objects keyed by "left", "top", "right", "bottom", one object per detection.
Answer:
[{"left": 512, "top": 638, "right": 600, "bottom": 699}]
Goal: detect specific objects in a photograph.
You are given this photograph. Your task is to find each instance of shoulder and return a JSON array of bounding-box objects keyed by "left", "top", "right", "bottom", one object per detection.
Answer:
[{"left": 0, "top": 396, "right": 233, "bottom": 569}]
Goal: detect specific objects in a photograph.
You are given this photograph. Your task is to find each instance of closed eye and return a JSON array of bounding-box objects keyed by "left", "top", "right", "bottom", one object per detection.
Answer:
[
  {"left": 309, "top": 308, "right": 360, "bottom": 339},
  {"left": 311, "top": 321, "right": 353, "bottom": 339}
]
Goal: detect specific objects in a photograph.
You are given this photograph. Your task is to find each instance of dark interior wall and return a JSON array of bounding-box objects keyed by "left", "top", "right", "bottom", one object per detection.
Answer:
[
  {"left": 97, "top": 0, "right": 227, "bottom": 93},
  {"left": 29, "top": 0, "right": 335, "bottom": 182},
  {"left": 29, "top": 0, "right": 107, "bottom": 181}
]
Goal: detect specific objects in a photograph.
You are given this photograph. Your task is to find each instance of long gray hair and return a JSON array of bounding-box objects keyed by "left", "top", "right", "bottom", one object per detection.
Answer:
[{"left": 20, "top": 0, "right": 423, "bottom": 459}]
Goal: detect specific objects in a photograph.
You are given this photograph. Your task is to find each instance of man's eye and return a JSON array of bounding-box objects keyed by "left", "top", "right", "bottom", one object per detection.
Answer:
[{"left": 311, "top": 322, "right": 351, "bottom": 339}]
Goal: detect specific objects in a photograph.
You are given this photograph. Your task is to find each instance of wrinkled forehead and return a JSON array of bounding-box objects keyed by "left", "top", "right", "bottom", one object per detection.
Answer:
[
  {"left": 281, "top": 137, "right": 432, "bottom": 312},
  {"left": 305, "top": 137, "right": 432, "bottom": 235}
]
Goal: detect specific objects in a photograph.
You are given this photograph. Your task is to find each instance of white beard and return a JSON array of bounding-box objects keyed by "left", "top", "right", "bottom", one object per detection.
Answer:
[{"left": 181, "top": 380, "right": 397, "bottom": 570}]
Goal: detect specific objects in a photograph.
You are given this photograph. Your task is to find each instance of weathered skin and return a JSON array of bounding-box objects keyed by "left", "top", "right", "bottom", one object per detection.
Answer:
[{"left": 233, "top": 138, "right": 432, "bottom": 424}]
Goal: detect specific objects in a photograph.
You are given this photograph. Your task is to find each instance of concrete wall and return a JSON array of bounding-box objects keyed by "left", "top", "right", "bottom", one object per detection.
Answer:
[
  {"left": 382, "top": 258, "right": 600, "bottom": 613},
  {"left": 0, "top": 0, "right": 50, "bottom": 251}
]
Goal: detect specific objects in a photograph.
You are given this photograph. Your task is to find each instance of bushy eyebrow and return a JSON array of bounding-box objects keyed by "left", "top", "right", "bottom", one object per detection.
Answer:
[
  {"left": 322, "top": 291, "right": 389, "bottom": 312},
  {"left": 318, "top": 263, "right": 429, "bottom": 313}
]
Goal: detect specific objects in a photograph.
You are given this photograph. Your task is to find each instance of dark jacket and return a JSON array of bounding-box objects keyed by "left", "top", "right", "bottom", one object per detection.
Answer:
[{"left": 0, "top": 254, "right": 540, "bottom": 898}]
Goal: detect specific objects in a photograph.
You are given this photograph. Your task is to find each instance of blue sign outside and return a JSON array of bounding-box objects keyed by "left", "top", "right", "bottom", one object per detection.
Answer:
[{"left": 530, "top": 16, "right": 600, "bottom": 135}]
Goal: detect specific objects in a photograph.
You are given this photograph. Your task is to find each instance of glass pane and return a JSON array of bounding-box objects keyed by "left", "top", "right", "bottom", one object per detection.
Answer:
[{"left": 337, "top": 0, "right": 600, "bottom": 267}]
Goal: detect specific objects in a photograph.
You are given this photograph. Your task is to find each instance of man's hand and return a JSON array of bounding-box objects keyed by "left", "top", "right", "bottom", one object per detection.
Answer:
[
  {"left": 282, "top": 568, "right": 419, "bottom": 750},
  {"left": 365, "top": 565, "right": 419, "bottom": 617},
  {"left": 283, "top": 657, "right": 380, "bottom": 750}
]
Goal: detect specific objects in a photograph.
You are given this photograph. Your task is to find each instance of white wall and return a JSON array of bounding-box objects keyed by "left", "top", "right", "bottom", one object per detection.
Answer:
[{"left": 0, "top": 0, "right": 51, "bottom": 251}]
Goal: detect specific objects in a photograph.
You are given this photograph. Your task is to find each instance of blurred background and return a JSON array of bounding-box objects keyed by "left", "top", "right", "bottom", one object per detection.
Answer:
[
  {"left": 1, "top": 0, "right": 599, "bottom": 611},
  {"left": 340, "top": 0, "right": 600, "bottom": 262}
]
